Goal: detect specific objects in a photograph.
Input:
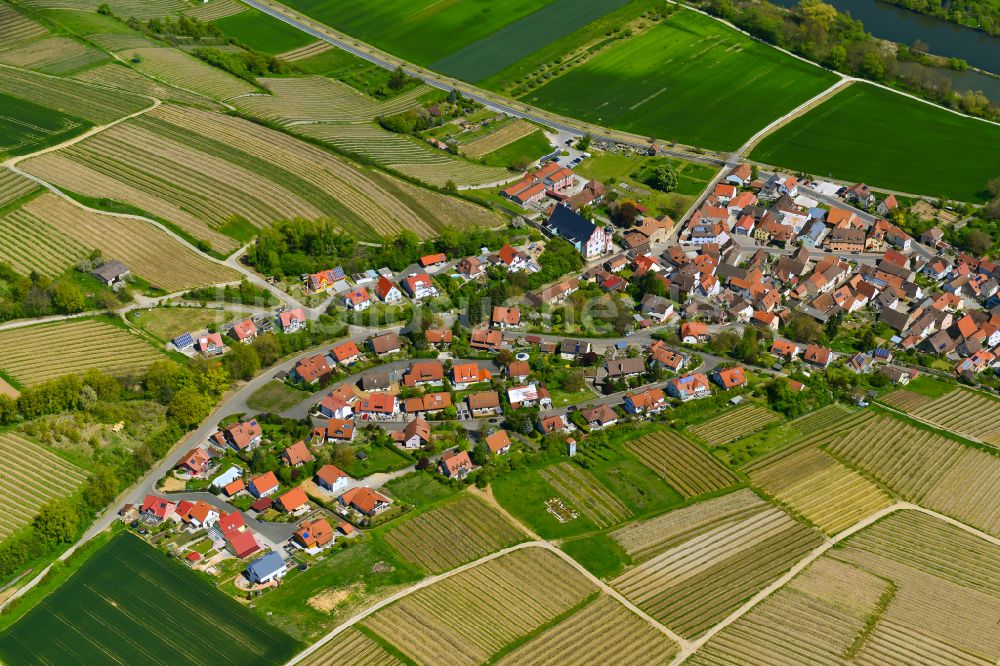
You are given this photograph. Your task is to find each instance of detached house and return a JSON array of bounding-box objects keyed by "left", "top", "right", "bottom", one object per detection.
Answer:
[
  {"left": 196, "top": 332, "right": 225, "bottom": 357},
  {"left": 339, "top": 487, "right": 392, "bottom": 516},
  {"left": 343, "top": 287, "right": 371, "bottom": 311},
  {"left": 624, "top": 388, "right": 666, "bottom": 415},
  {"left": 712, "top": 366, "right": 747, "bottom": 390},
  {"left": 278, "top": 307, "right": 307, "bottom": 333},
  {"left": 666, "top": 373, "right": 711, "bottom": 401},
  {"left": 439, "top": 450, "right": 474, "bottom": 479},
  {"left": 249, "top": 471, "right": 279, "bottom": 499},
  {"left": 649, "top": 340, "right": 684, "bottom": 371},
  {"left": 392, "top": 417, "right": 430, "bottom": 449},
  {"left": 404, "top": 361, "right": 444, "bottom": 387},
  {"left": 374, "top": 276, "right": 403, "bottom": 304},
  {"left": 331, "top": 340, "right": 361, "bottom": 366},
  {"left": 581, "top": 404, "right": 618, "bottom": 429},
  {"left": 315, "top": 464, "right": 350, "bottom": 493},
  {"left": 467, "top": 391, "right": 502, "bottom": 417},
  {"left": 491, "top": 306, "right": 521, "bottom": 329},
  {"left": 281, "top": 441, "right": 314, "bottom": 467},
  {"left": 370, "top": 332, "right": 402, "bottom": 356},
  {"left": 545, "top": 206, "right": 612, "bottom": 259},
  {"left": 452, "top": 362, "right": 491, "bottom": 389},
  {"left": 803, "top": 344, "right": 834, "bottom": 368},
  {"left": 681, "top": 321, "right": 709, "bottom": 344},
  {"left": 496, "top": 244, "right": 530, "bottom": 272},
  {"left": 230, "top": 319, "right": 258, "bottom": 345},
  {"left": 140, "top": 495, "right": 176, "bottom": 523},
  {"left": 211, "top": 419, "right": 262, "bottom": 452},
  {"left": 605, "top": 357, "right": 646, "bottom": 381},
  {"left": 294, "top": 354, "right": 332, "bottom": 384},
  {"left": 457, "top": 256, "right": 485, "bottom": 280},
  {"left": 485, "top": 429, "right": 512, "bottom": 455},
  {"left": 400, "top": 273, "right": 438, "bottom": 300},
  {"left": 508, "top": 384, "right": 552, "bottom": 410},
  {"left": 314, "top": 418, "right": 356, "bottom": 443}
]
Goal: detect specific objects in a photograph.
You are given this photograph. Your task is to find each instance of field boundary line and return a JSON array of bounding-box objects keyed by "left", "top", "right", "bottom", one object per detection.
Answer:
[{"left": 286, "top": 541, "right": 691, "bottom": 665}]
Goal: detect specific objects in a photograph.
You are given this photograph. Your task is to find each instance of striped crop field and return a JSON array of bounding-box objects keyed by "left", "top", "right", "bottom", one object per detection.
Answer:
[
  {"left": 84, "top": 33, "right": 163, "bottom": 53},
  {"left": 0, "top": 36, "right": 108, "bottom": 76},
  {"left": 384, "top": 494, "right": 525, "bottom": 573},
  {"left": 0, "top": 169, "right": 40, "bottom": 208},
  {"left": 748, "top": 445, "right": 893, "bottom": 534},
  {"left": 496, "top": 594, "right": 678, "bottom": 665},
  {"left": 611, "top": 488, "right": 764, "bottom": 561},
  {"left": 298, "top": 628, "right": 402, "bottom": 666},
  {"left": 827, "top": 415, "right": 1000, "bottom": 537},
  {"left": 687, "top": 557, "right": 892, "bottom": 666},
  {"left": 0, "top": 4, "right": 48, "bottom": 47},
  {"left": 460, "top": 119, "right": 535, "bottom": 159},
  {"left": 74, "top": 63, "right": 223, "bottom": 110},
  {"left": 0, "top": 65, "right": 149, "bottom": 124},
  {"left": 363, "top": 547, "right": 594, "bottom": 666},
  {"left": 21, "top": 0, "right": 188, "bottom": 18},
  {"left": 0, "top": 193, "right": 240, "bottom": 291},
  {"left": 538, "top": 462, "right": 631, "bottom": 528},
  {"left": 120, "top": 47, "right": 255, "bottom": 101},
  {"left": 627, "top": 430, "right": 739, "bottom": 498},
  {"left": 612, "top": 504, "right": 822, "bottom": 637},
  {"left": 910, "top": 389, "right": 1000, "bottom": 445},
  {"left": 184, "top": 0, "right": 247, "bottom": 20},
  {"left": 0, "top": 432, "right": 87, "bottom": 540},
  {"left": 742, "top": 410, "right": 878, "bottom": 475},
  {"left": 277, "top": 40, "right": 333, "bottom": 61},
  {"left": 786, "top": 403, "right": 856, "bottom": 436},
  {"left": 236, "top": 77, "right": 428, "bottom": 124},
  {"left": 688, "top": 404, "right": 782, "bottom": 446},
  {"left": 295, "top": 123, "right": 511, "bottom": 187},
  {"left": 879, "top": 389, "right": 932, "bottom": 412},
  {"left": 20, "top": 104, "right": 503, "bottom": 253},
  {"left": 0, "top": 319, "right": 164, "bottom": 386}
]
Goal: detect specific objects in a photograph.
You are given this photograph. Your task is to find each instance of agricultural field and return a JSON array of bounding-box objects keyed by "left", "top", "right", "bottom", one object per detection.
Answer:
[
  {"left": 277, "top": 40, "right": 332, "bottom": 62},
  {"left": 879, "top": 388, "right": 932, "bottom": 411},
  {"left": 908, "top": 389, "right": 1000, "bottom": 445},
  {"left": 0, "top": 35, "right": 108, "bottom": 76},
  {"left": 459, "top": 118, "right": 537, "bottom": 158},
  {"left": 611, "top": 488, "right": 764, "bottom": 560},
  {"left": 19, "top": 104, "right": 503, "bottom": 254},
  {"left": 131, "top": 306, "right": 247, "bottom": 342},
  {"left": 119, "top": 47, "right": 256, "bottom": 101},
  {"left": 748, "top": 445, "right": 893, "bottom": 534},
  {"left": 0, "top": 318, "right": 164, "bottom": 386},
  {"left": 0, "top": 61, "right": 150, "bottom": 124},
  {"left": 74, "top": 62, "right": 224, "bottom": 109},
  {"left": 0, "top": 193, "right": 240, "bottom": 291},
  {"left": 362, "top": 547, "right": 594, "bottom": 666},
  {"left": 0, "top": 432, "right": 87, "bottom": 540},
  {"left": 20, "top": 0, "right": 188, "bottom": 19},
  {"left": 627, "top": 430, "right": 739, "bottom": 498},
  {"left": 383, "top": 494, "right": 525, "bottom": 573},
  {"left": 297, "top": 628, "right": 403, "bottom": 666},
  {"left": 186, "top": 0, "right": 247, "bottom": 20},
  {"left": 612, "top": 503, "right": 822, "bottom": 637},
  {"left": 522, "top": 9, "right": 838, "bottom": 151},
  {"left": 741, "top": 410, "right": 878, "bottom": 474},
  {"left": 827, "top": 414, "right": 1000, "bottom": 537},
  {"left": 0, "top": 4, "right": 48, "bottom": 47},
  {"left": 213, "top": 6, "right": 315, "bottom": 55},
  {"left": 0, "top": 91, "right": 89, "bottom": 159},
  {"left": 750, "top": 82, "right": 1000, "bottom": 202},
  {"left": 0, "top": 169, "right": 40, "bottom": 209},
  {"left": 0, "top": 533, "right": 299, "bottom": 665},
  {"left": 785, "top": 402, "right": 856, "bottom": 436},
  {"left": 496, "top": 594, "right": 678, "bottom": 665},
  {"left": 85, "top": 33, "right": 162, "bottom": 52},
  {"left": 688, "top": 404, "right": 782, "bottom": 446},
  {"left": 538, "top": 461, "right": 632, "bottom": 528},
  {"left": 476, "top": 130, "right": 553, "bottom": 169}
]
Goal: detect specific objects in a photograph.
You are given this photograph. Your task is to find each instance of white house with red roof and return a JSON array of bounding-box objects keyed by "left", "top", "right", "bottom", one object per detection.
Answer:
[
  {"left": 343, "top": 287, "right": 371, "bottom": 311},
  {"left": 196, "top": 332, "right": 225, "bottom": 357},
  {"left": 711, "top": 366, "right": 747, "bottom": 390},
  {"left": 229, "top": 319, "right": 258, "bottom": 344},
  {"left": 374, "top": 276, "right": 403, "bottom": 304},
  {"left": 218, "top": 511, "right": 260, "bottom": 559},
  {"left": 331, "top": 340, "right": 361, "bottom": 365},
  {"left": 400, "top": 273, "right": 438, "bottom": 300},
  {"left": 211, "top": 419, "right": 262, "bottom": 452},
  {"left": 249, "top": 471, "right": 280, "bottom": 498},
  {"left": 496, "top": 244, "right": 529, "bottom": 272},
  {"left": 278, "top": 308, "right": 306, "bottom": 333},
  {"left": 315, "top": 464, "right": 350, "bottom": 493},
  {"left": 141, "top": 495, "right": 176, "bottom": 523}
]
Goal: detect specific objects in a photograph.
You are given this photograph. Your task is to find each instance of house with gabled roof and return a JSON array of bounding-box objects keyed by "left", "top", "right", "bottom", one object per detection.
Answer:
[
  {"left": 496, "top": 244, "right": 529, "bottom": 271},
  {"left": 315, "top": 464, "right": 350, "bottom": 493},
  {"left": 467, "top": 391, "right": 501, "bottom": 417},
  {"left": 313, "top": 418, "right": 356, "bottom": 443},
  {"left": 649, "top": 340, "right": 684, "bottom": 371},
  {"left": 281, "top": 441, "right": 314, "bottom": 467},
  {"left": 245, "top": 551, "right": 287, "bottom": 585},
  {"left": 230, "top": 319, "right": 258, "bottom": 345},
  {"left": 400, "top": 273, "right": 438, "bottom": 300},
  {"left": 249, "top": 471, "right": 279, "bottom": 498},
  {"left": 211, "top": 419, "right": 263, "bottom": 452},
  {"left": 491, "top": 306, "right": 521, "bottom": 329},
  {"left": 392, "top": 417, "right": 430, "bottom": 449},
  {"left": 680, "top": 321, "right": 708, "bottom": 344},
  {"left": 276, "top": 487, "right": 309, "bottom": 513},
  {"left": 470, "top": 328, "right": 503, "bottom": 352},
  {"left": 318, "top": 392, "right": 353, "bottom": 420},
  {"left": 803, "top": 344, "right": 833, "bottom": 368},
  {"left": 485, "top": 429, "right": 512, "bottom": 455},
  {"left": 419, "top": 253, "right": 447, "bottom": 268},
  {"left": 294, "top": 517, "right": 335, "bottom": 550},
  {"left": 176, "top": 447, "right": 211, "bottom": 476},
  {"left": 343, "top": 287, "right": 371, "bottom": 311},
  {"left": 403, "top": 392, "right": 452, "bottom": 414},
  {"left": 278, "top": 307, "right": 307, "bottom": 333},
  {"left": 711, "top": 366, "right": 747, "bottom": 390},
  {"left": 331, "top": 340, "right": 361, "bottom": 366},
  {"left": 196, "top": 332, "right": 226, "bottom": 357},
  {"left": 403, "top": 361, "right": 444, "bottom": 387},
  {"left": 624, "top": 388, "right": 666, "bottom": 415},
  {"left": 581, "top": 404, "right": 618, "bottom": 429},
  {"left": 374, "top": 276, "right": 403, "bottom": 304},
  {"left": 545, "top": 206, "right": 612, "bottom": 259},
  {"left": 141, "top": 494, "right": 176, "bottom": 523},
  {"left": 538, "top": 414, "right": 574, "bottom": 435},
  {"left": 339, "top": 487, "right": 391, "bottom": 515},
  {"left": 666, "top": 373, "right": 711, "bottom": 401},
  {"left": 438, "top": 450, "right": 474, "bottom": 479},
  {"left": 508, "top": 383, "right": 551, "bottom": 409},
  {"left": 370, "top": 331, "right": 402, "bottom": 356},
  {"left": 293, "top": 354, "right": 332, "bottom": 385},
  {"left": 771, "top": 339, "right": 800, "bottom": 359},
  {"left": 356, "top": 393, "right": 398, "bottom": 419}
]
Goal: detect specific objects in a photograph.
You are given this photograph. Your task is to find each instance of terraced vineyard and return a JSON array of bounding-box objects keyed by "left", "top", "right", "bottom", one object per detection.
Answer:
[
  {"left": 627, "top": 430, "right": 739, "bottom": 498},
  {"left": 611, "top": 489, "right": 764, "bottom": 561},
  {"left": 277, "top": 41, "right": 333, "bottom": 61},
  {"left": 0, "top": 169, "right": 39, "bottom": 208},
  {"left": 298, "top": 628, "right": 403, "bottom": 666},
  {"left": 236, "top": 77, "right": 428, "bottom": 124},
  {"left": 496, "top": 595, "right": 678, "bottom": 665},
  {"left": 184, "top": 0, "right": 247, "bottom": 20},
  {"left": 363, "top": 547, "right": 593, "bottom": 666},
  {"left": 384, "top": 494, "right": 525, "bottom": 573},
  {"left": 120, "top": 48, "right": 255, "bottom": 101},
  {"left": 538, "top": 462, "right": 631, "bottom": 529},
  {"left": 0, "top": 432, "right": 87, "bottom": 540},
  {"left": 689, "top": 405, "right": 782, "bottom": 446},
  {"left": 0, "top": 193, "right": 240, "bottom": 290},
  {"left": 742, "top": 410, "right": 878, "bottom": 475},
  {"left": 0, "top": 319, "right": 164, "bottom": 385},
  {"left": 748, "top": 446, "right": 893, "bottom": 534},
  {"left": 612, "top": 504, "right": 822, "bottom": 637},
  {"left": 0, "top": 4, "right": 47, "bottom": 46},
  {"left": 0, "top": 64, "right": 149, "bottom": 124},
  {"left": 879, "top": 389, "right": 932, "bottom": 412},
  {"left": 74, "top": 62, "right": 222, "bottom": 109},
  {"left": 786, "top": 403, "right": 855, "bottom": 435},
  {"left": 0, "top": 36, "right": 108, "bottom": 76},
  {"left": 909, "top": 389, "right": 1000, "bottom": 445},
  {"left": 827, "top": 415, "right": 1000, "bottom": 537},
  {"left": 84, "top": 33, "right": 161, "bottom": 52},
  {"left": 460, "top": 119, "right": 536, "bottom": 159},
  {"left": 20, "top": 104, "right": 503, "bottom": 253},
  {"left": 21, "top": 0, "right": 188, "bottom": 19}
]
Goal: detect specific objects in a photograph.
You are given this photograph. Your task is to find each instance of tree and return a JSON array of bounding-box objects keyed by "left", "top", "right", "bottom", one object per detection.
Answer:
[
  {"left": 963, "top": 229, "right": 993, "bottom": 255},
  {"left": 563, "top": 370, "right": 586, "bottom": 392},
  {"left": 34, "top": 499, "right": 80, "bottom": 546},
  {"left": 470, "top": 441, "right": 489, "bottom": 466},
  {"left": 168, "top": 387, "right": 210, "bottom": 427},
  {"left": 252, "top": 334, "right": 282, "bottom": 367},
  {"left": 332, "top": 443, "right": 354, "bottom": 469},
  {"left": 52, "top": 282, "right": 86, "bottom": 313},
  {"left": 83, "top": 465, "right": 119, "bottom": 510},
  {"left": 225, "top": 343, "right": 260, "bottom": 381},
  {"left": 738, "top": 327, "right": 760, "bottom": 365},
  {"left": 648, "top": 163, "right": 678, "bottom": 192},
  {"left": 388, "top": 65, "right": 408, "bottom": 91},
  {"left": 610, "top": 200, "right": 641, "bottom": 227},
  {"left": 861, "top": 51, "right": 885, "bottom": 81}
]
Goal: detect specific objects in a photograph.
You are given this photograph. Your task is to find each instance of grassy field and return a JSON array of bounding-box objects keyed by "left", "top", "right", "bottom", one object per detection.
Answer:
[
  {"left": 751, "top": 82, "right": 1000, "bottom": 202},
  {"left": 0, "top": 318, "right": 164, "bottom": 386},
  {"left": 0, "top": 533, "right": 298, "bottom": 665},
  {"left": 212, "top": 6, "right": 314, "bottom": 54},
  {"left": 246, "top": 380, "right": 310, "bottom": 413},
  {"left": 477, "top": 130, "right": 553, "bottom": 169},
  {"left": 522, "top": 9, "right": 838, "bottom": 150},
  {"left": 132, "top": 306, "right": 248, "bottom": 342},
  {"left": 0, "top": 91, "right": 89, "bottom": 159},
  {"left": 0, "top": 432, "right": 87, "bottom": 541},
  {"left": 687, "top": 404, "right": 782, "bottom": 446}
]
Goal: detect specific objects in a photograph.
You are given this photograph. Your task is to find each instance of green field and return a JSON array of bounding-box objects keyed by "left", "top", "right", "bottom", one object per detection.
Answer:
[
  {"left": 213, "top": 7, "right": 315, "bottom": 54},
  {"left": 0, "top": 533, "right": 298, "bottom": 665},
  {"left": 522, "top": 9, "right": 838, "bottom": 151},
  {"left": 0, "top": 92, "right": 89, "bottom": 158},
  {"left": 478, "top": 129, "right": 553, "bottom": 168},
  {"left": 751, "top": 82, "right": 1000, "bottom": 202}
]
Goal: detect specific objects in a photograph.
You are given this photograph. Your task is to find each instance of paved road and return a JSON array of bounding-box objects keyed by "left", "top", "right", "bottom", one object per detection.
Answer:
[{"left": 162, "top": 491, "right": 297, "bottom": 544}]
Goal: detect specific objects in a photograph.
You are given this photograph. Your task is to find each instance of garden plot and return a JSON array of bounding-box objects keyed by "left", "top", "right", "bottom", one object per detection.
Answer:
[
  {"left": 610, "top": 488, "right": 764, "bottom": 561},
  {"left": 627, "top": 430, "right": 738, "bottom": 498},
  {"left": 0, "top": 432, "right": 87, "bottom": 540},
  {"left": 120, "top": 47, "right": 255, "bottom": 101},
  {"left": 298, "top": 628, "right": 402, "bottom": 666},
  {"left": 749, "top": 446, "right": 892, "bottom": 534},
  {"left": 363, "top": 547, "right": 593, "bottom": 666},
  {"left": 827, "top": 415, "right": 1000, "bottom": 537},
  {"left": 496, "top": 594, "right": 678, "bottom": 665},
  {"left": 538, "top": 462, "right": 631, "bottom": 529},
  {"left": 0, "top": 319, "right": 164, "bottom": 385},
  {"left": 612, "top": 504, "right": 822, "bottom": 637},
  {"left": 910, "top": 389, "right": 1000, "bottom": 445},
  {"left": 384, "top": 494, "right": 525, "bottom": 573},
  {"left": 688, "top": 404, "right": 782, "bottom": 446},
  {"left": 786, "top": 403, "right": 855, "bottom": 436}
]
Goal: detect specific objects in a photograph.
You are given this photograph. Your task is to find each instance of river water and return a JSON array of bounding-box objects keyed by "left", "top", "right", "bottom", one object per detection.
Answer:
[{"left": 772, "top": 0, "right": 1000, "bottom": 102}]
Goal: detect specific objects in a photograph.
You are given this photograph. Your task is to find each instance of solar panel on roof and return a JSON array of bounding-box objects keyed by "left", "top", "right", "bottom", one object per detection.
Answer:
[
  {"left": 332, "top": 267, "right": 345, "bottom": 279},
  {"left": 173, "top": 332, "right": 194, "bottom": 349}
]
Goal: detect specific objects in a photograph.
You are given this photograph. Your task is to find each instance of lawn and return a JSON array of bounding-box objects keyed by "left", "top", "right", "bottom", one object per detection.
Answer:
[
  {"left": 247, "top": 381, "right": 310, "bottom": 413},
  {"left": 381, "top": 471, "right": 458, "bottom": 507},
  {"left": 0, "top": 92, "right": 89, "bottom": 158},
  {"left": 750, "top": 82, "right": 1000, "bottom": 202},
  {"left": 560, "top": 533, "right": 631, "bottom": 578},
  {"left": 213, "top": 7, "right": 315, "bottom": 54},
  {"left": 347, "top": 443, "right": 413, "bottom": 478},
  {"left": 522, "top": 9, "right": 838, "bottom": 151},
  {"left": 903, "top": 374, "right": 956, "bottom": 397},
  {"left": 478, "top": 130, "right": 553, "bottom": 169},
  {"left": 0, "top": 533, "right": 298, "bottom": 665},
  {"left": 133, "top": 306, "right": 247, "bottom": 341}
]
